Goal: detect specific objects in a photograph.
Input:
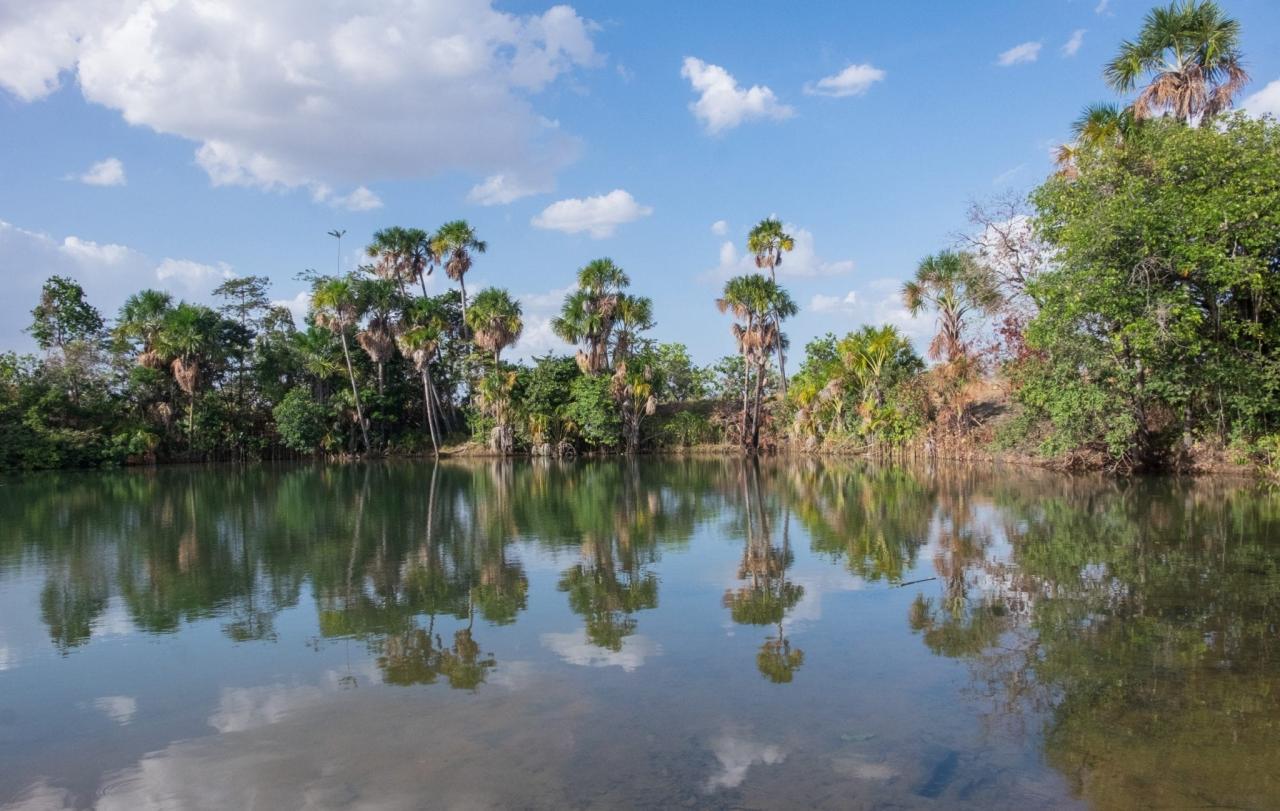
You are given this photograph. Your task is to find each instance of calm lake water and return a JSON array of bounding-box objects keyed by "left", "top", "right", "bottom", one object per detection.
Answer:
[{"left": 1, "top": 459, "right": 1278, "bottom": 809}]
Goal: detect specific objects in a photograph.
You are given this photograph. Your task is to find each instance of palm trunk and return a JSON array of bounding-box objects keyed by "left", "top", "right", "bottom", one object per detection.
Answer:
[
  {"left": 420, "top": 370, "right": 439, "bottom": 456},
  {"left": 774, "top": 322, "right": 788, "bottom": 398},
  {"left": 339, "top": 330, "right": 370, "bottom": 453},
  {"left": 458, "top": 277, "right": 469, "bottom": 337},
  {"left": 750, "top": 359, "right": 766, "bottom": 451}
]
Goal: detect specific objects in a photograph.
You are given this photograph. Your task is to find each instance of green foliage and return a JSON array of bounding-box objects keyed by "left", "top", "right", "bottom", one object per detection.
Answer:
[
  {"left": 273, "top": 387, "right": 330, "bottom": 453},
  {"left": 1012, "top": 114, "right": 1280, "bottom": 468},
  {"left": 28, "top": 276, "right": 104, "bottom": 351},
  {"left": 564, "top": 374, "right": 621, "bottom": 450}
]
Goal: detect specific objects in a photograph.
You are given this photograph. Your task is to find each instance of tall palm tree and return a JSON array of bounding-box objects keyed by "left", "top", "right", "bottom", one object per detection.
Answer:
[
  {"left": 354, "top": 277, "right": 402, "bottom": 398},
  {"left": 432, "top": 221, "right": 486, "bottom": 331},
  {"left": 1104, "top": 0, "right": 1248, "bottom": 125},
  {"left": 398, "top": 297, "right": 450, "bottom": 455},
  {"left": 366, "top": 226, "right": 433, "bottom": 298},
  {"left": 311, "top": 276, "right": 370, "bottom": 453},
  {"left": 466, "top": 287, "right": 524, "bottom": 370},
  {"left": 115, "top": 289, "right": 174, "bottom": 369},
  {"left": 902, "top": 251, "right": 1001, "bottom": 364},
  {"left": 552, "top": 258, "right": 630, "bottom": 375},
  {"left": 747, "top": 218, "right": 796, "bottom": 395},
  {"left": 155, "top": 302, "right": 223, "bottom": 449},
  {"left": 718, "top": 274, "right": 796, "bottom": 450},
  {"left": 1055, "top": 103, "right": 1139, "bottom": 175}
]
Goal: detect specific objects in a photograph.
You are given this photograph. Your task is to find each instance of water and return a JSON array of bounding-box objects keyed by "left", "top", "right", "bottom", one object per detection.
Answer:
[{"left": 1, "top": 459, "right": 1278, "bottom": 809}]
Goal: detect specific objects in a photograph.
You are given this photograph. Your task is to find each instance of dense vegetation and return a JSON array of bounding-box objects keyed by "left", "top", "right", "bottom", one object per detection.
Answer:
[{"left": 3, "top": 0, "right": 1278, "bottom": 473}]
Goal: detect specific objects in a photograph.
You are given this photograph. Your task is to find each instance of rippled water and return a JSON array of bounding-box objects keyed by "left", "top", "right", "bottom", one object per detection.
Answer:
[{"left": 1, "top": 459, "right": 1278, "bottom": 809}]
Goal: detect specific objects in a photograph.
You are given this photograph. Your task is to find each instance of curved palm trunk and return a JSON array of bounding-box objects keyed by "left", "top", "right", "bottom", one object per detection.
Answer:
[{"left": 338, "top": 330, "right": 370, "bottom": 453}]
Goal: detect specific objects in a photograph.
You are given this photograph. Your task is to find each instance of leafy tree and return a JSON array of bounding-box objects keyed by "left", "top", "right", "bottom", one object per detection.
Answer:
[
  {"left": 903, "top": 251, "right": 1000, "bottom": 365},
  {"left": 552, "top": 258, "right": 631, "bottom": 375},
  {"left": 465, "top": 287, "right": 523, "bottom": 370},
  {"left": 28, "top": 276, "right": 104, "bottom": 352},
  {"left": 747, "top": 218, "right": 796, "bottom": 394},
  {"left": 273, "top": 386, "right": 328, "bottom": 453}
]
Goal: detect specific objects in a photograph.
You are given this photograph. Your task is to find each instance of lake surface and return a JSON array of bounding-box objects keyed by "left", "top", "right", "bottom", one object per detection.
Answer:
[{"left": 1, "top": 459, "right": 1278, "bottom": 809}]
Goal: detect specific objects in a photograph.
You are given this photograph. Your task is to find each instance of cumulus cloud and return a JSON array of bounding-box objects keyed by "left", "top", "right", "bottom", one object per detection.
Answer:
[
  {"left": 0, "top": 219, "right": 237, "bottom": 350},
  {"left": 1062, "top": 29, "right": 1086, "bottom": 57},
  {"left": 809, "top": 291, "right": 858, "bottom": 313},
  {"left": 314, "top": 185, "right": 382, "bottom": 211},
  {"left": 803, "top": 63, "right": 885, "bottom": 97},
  {"left": 681, "top": 56, "right": 793, "bottom": 134},
  {"left": 531, "top": 189, "right": 652, "bottom": 238},
  {"left": 997, "top": 42, "right": 1042, "bottom": 67},
  {"left": 541, "top": 631, "right": 661, "bottom": 672},
  {"left": 508, "top": 283, "right": 574, "bottom": 360},
  {"left": 78, "top": 157, "right": 126, "bottom": 187},
  {"left": 1244, "top": 79, "right": 1280, "bottom": 119},
  {"left": 710, "top": 219, "right": 728, "bottom": 236},
  {"left": 0, "top": 0, "right": 601, "bottom": 205},
  {"left": 1095, "top": 0, "right": 1112, "bottom": 14},
  {"left": 705, "top": 225, "right": 854, "bottom": 281}
]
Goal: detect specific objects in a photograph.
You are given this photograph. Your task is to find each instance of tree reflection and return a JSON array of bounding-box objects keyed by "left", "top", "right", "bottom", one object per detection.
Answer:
[{"left": 723, "top": 461, "right": 805, "bottom": 683}]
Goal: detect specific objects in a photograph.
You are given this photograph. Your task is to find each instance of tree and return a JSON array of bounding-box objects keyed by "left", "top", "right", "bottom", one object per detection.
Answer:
[
  {"left": 366, "top": 226, "right": 432, "bottom": 298},
  {"left": 155, "top": 303, "right": 228, "bottom": 449},
  {"left": 213, "top": 275, "right": 272, "bottom": 410},
  {"left": 115, "top": 289, "right": 174, "bottom": 368},
  {"left": 354, "top": 277, "right": 402, "bottom": 398},
  {"left": 902, "top": 251, "right": 1000, "bottom": 365},
  {"left": 747, "top": 219, "right": 796, "bottom": 395},
  {"left": 431, "top": 221, "right": 486, "bottom": 331},
  {"left": 552, "top": 258, "right": 631, "bottom": 375},
  {"left": 28, "top": 276, "right": 104, "bottom": 353},
  {"left": 466, "top": 288, "right": 523, "bottom": 370},
  {"left": 718, "top": 274, "right": 797, "bottom": 451},
  {"left": 1104, "top": 0, "right": 1248, "bottom": 125},
  {"left": 311, "top": 276, "right": 370, "bottom": 453},
  {"left": 396, "top": 297, "right": 449, "bottom": 455}
]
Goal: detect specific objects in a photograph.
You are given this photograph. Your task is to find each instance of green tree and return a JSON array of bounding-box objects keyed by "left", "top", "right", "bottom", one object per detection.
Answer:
[
  {"left": 28, "top": 276, "right": 104, "bottom": 353},
  {"left": 465, "top": 288, "right": 523, "bottom": 370},
  {"left": 747, "top": 218, "right": 796, "bottom": 395},
  {"left": 552, "top": 258, "right": 631, "bottom": 375},
  {"left": 902, "top": 251, "right": 1000, "bottom": 365}
]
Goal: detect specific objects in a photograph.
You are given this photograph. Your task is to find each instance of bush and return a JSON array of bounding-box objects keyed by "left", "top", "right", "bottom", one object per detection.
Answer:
[{"left": 273, "top": 388, "right": 328, "bottom": 453}]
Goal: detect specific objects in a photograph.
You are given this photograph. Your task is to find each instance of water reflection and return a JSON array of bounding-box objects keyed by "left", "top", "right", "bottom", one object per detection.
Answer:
[{"left": 2, "top": 460, "right": 1280, "bottom": 807}]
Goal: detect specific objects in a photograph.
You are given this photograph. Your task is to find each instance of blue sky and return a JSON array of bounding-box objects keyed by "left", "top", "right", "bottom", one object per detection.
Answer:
[{"left": 2, "top": 0, "right": 1279, "bottom": 362}]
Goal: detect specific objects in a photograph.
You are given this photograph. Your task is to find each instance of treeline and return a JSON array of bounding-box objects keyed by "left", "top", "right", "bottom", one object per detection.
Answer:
[{"left": 5, "top": 1, "right": 1279, "bottom": 474}]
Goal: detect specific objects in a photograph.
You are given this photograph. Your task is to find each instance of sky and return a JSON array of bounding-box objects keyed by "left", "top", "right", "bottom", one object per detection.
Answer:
[{"left": 2, "top": 0, "right": 1279, "bottom": 363}]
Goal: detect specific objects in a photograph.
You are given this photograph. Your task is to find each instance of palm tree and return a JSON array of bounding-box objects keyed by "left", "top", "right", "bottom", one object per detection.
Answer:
[
  {"left": 155, "top": 302, "right": 223, "bottom": 449},
  {"left": 366, "top": 226, "right": 432, "bottom": 298},
  {"left": 466, "top": 287, "right": 523, "bottom": 371},
  {"left": 432, "top": 221, "right": 486, "bottom": 331},
  {"left": 747, "top": 218, "right": 796, "bottom": 395},
  {"left": 1055, "top": 103, "right": 1139, "bottom": 175},
  {"left": 397, "top": 297, "right": 449, "bottom": 455},
  {"left": 311, "top": 276, "right": 370, "bottom": 453},
  {"left": 552, "top": 258, "right": 630, "bottom": 375},
  {"left": 718, "top": 274, "right": 796, "bottom": 450},
  {"left": 902, "top": 251, "right": 1001, "bottom": 365},
  {"left": 611, "top": 293, "right": 654, "bottom": 364},
  {"left": 354, "top": 277, "right": 402, "bottom": 398},
  {"left": 1104, "top": 0, "right": 1248, "bottom": 125},
  {"left": 115, "top": 289, "right": 174, "bottom": 369}
]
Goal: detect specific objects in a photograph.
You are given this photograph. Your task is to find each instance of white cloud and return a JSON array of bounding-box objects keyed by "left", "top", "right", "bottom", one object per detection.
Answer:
[
  {"left": 705, "top": 225, "right": 854, "bottom": 281},
  {"left": 681, "top": 56, "right": 793, "bottom": 134},
  {"left": 156, "top": 258, "right": 235, "bottom": 289},
  {"left": 531, "top": 189, "right": 652, "bottom": 238},
  {"left": 710, "top": 219, "right": 728, "bottom": 236},
  {"left": 541, "top": 631, "right": 661, "bottom": 672},
  {"left": 467, "top": 172, "right": 554, "bottom": 206},
  {"left": 1244, "top": 79, "right": 1280, "bottom": 119},
  {"left": 1062, "top": 29, "right": 1086, "bottom": 57},
  {"left": 704, "top": 735, "right": 785, "bottom": 791},
  {"left": 0, "top": 0, "right": 600, "bottom": 206},
  {"left": 809, "top": 291, "right": 858, "bottom": 313},
  {"left": 1095, "top": 0, "right": 1112, "bottom": 14},
  {"left": 78, "top": 157, "right": 126, "bottom": 187},
  {"left": 315, "top": 185, "right": 382, "bottom": 211},
  {"left": 997, "top": 42, "right": 1042, "bottom": 67},
  {"left": 803, "top": 63, "right": 886, "bottom": 98},
  {"left": 93, "top": 695, "right": 138, "bottom": 726},
  {"left": 60, "top": 236, "right": 137, "bottom": 266}
]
